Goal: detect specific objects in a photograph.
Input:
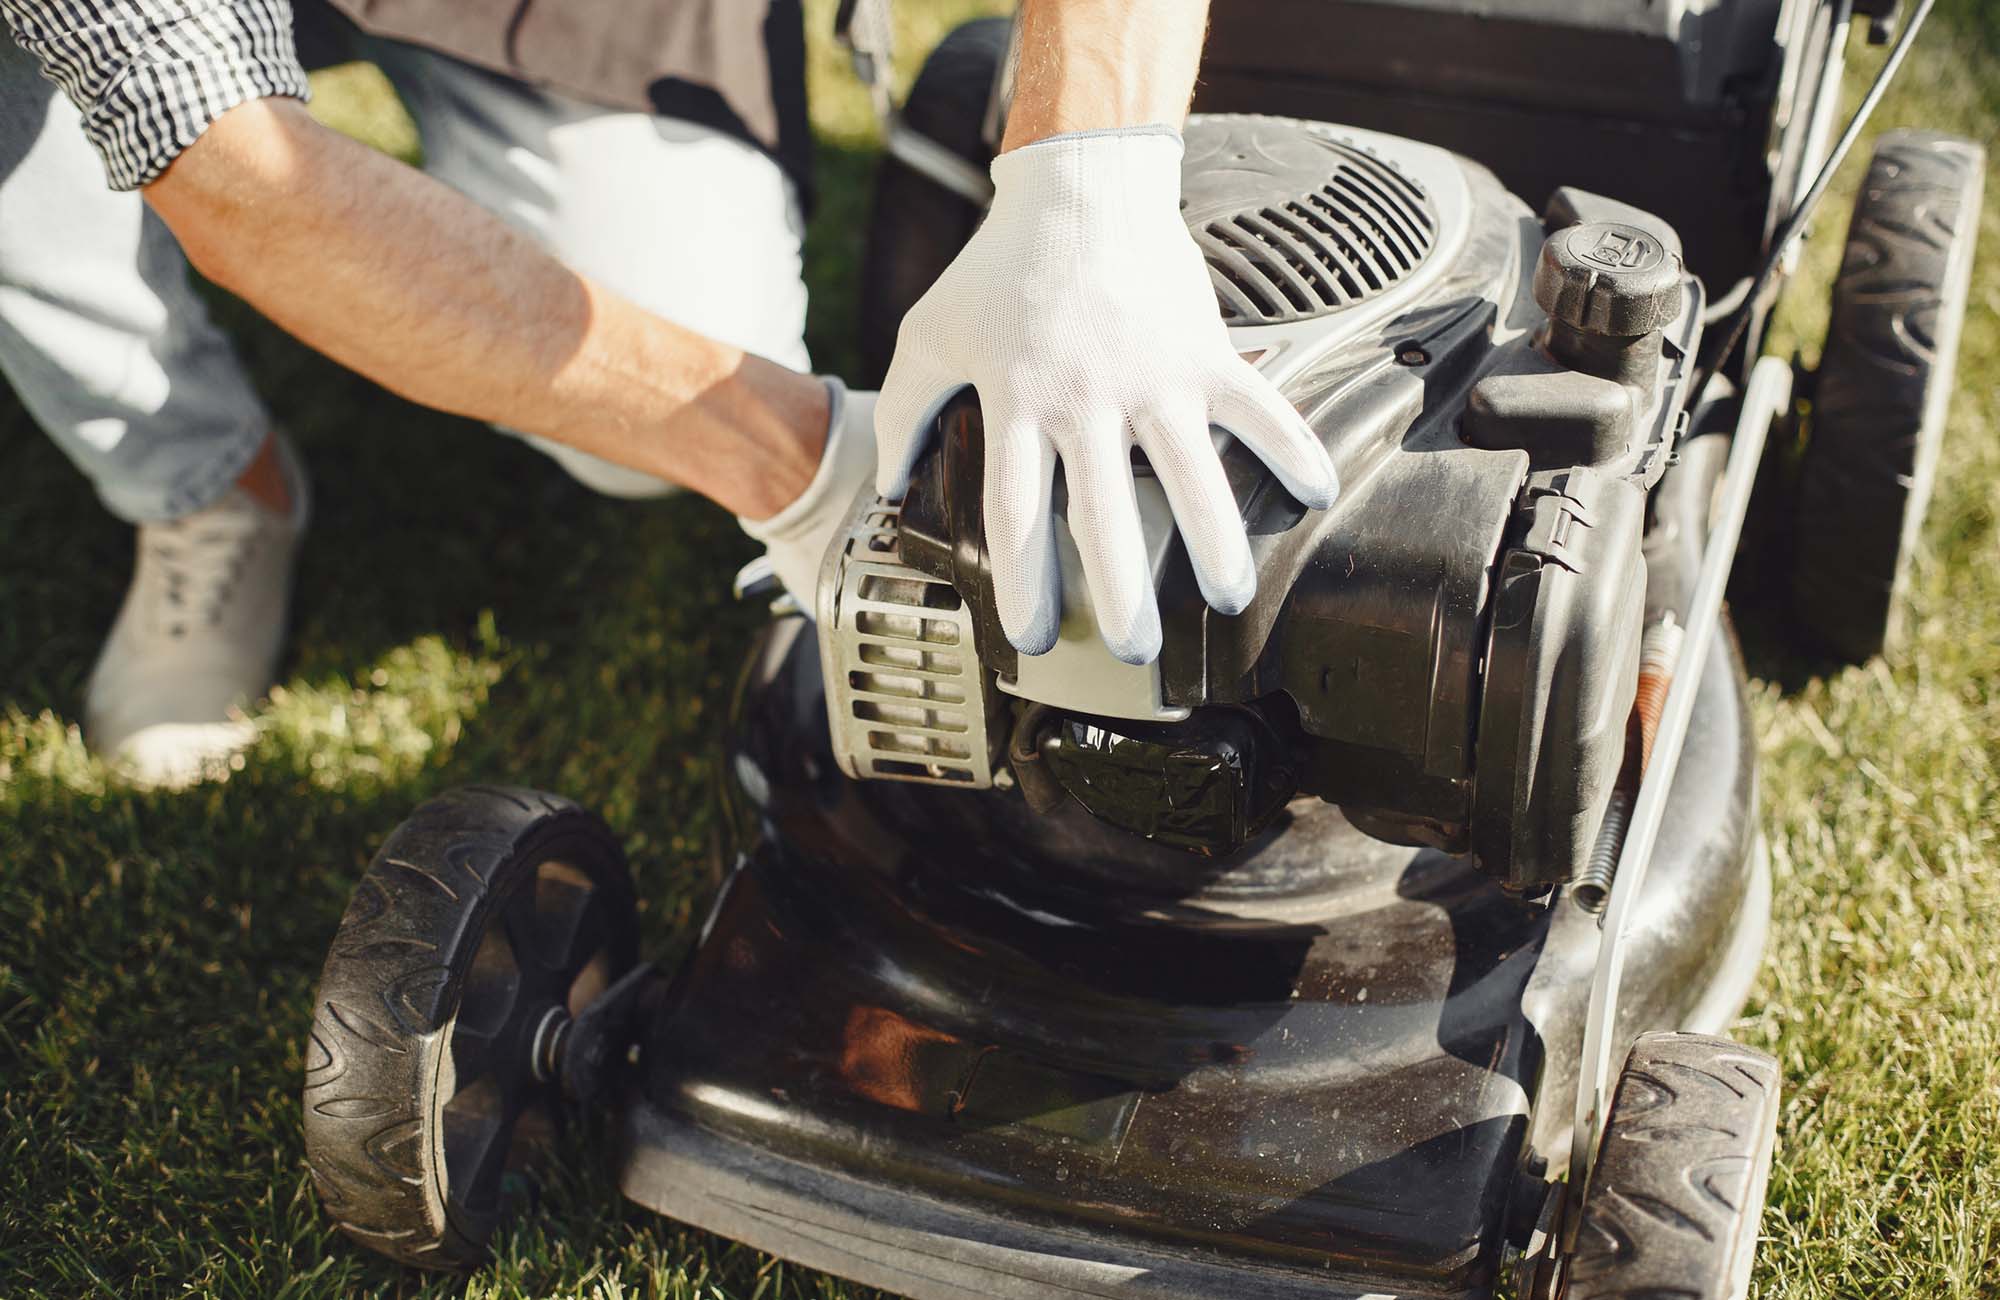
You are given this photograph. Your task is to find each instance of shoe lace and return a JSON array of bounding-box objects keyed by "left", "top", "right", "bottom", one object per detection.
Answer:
[{"left": 144, "top": 514, "right": 258, "bottom": 640}]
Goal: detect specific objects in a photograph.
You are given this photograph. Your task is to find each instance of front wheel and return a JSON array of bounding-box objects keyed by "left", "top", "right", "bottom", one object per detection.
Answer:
[
  {"left": 1565, "top": 1031, "right": 1781, "bottom": 1300},
  {"left": 302, "top": 786, "right": 638, "bottom": 1269}
]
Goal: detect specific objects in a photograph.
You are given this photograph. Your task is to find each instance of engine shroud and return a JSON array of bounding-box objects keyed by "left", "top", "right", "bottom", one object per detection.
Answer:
[
  {"left": 1182, "top": 115, "right": 1444, "bottom": 324},
  {"left": 875, "top": 115, "right": 1703, "bottom": 889}
]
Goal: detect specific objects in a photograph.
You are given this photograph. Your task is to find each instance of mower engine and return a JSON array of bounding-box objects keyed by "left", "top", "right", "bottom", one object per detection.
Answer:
[{"left": 818, "top": 114, "right": 1702, "bottom": 893}]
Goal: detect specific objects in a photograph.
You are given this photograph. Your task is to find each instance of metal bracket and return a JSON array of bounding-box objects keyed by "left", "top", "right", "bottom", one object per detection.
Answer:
[
  {"left": 560, "top": 961, "right": 659, "bottom": 1104},
  {"left": 836, "top": 0, "right": 1016, "bottom": 206},
  {"left": 837, "top": 0, "right": 1014, "bottom": 206},
  {"left": 1565, "top": 357, "right": 1794, "bottom": 1231},
  {"left": 885, "top": 115, "right": 996, "bottom": 205}
]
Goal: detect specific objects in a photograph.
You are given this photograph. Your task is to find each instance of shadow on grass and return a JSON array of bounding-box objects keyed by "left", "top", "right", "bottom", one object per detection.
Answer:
[
  {"left": 1726, "top": 408, "right": 1848, "bottom": 700},
  {"left": 0, "top": 137, "right": 894, "bottom": 1297}
]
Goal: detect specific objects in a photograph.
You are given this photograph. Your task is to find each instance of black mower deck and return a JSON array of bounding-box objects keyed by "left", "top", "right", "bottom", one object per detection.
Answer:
[
  {"left": 613, "top": 621, "right": 1768, "bottom": 1300},
  {"left": 621, "top": 1101, "right": 1425, "bottom": 1300}
]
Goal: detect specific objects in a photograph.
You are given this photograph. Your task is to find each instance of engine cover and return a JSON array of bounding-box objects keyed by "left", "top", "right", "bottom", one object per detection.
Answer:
[{"left": 821, "top": 114, "right": 1702, "bottom": 890}]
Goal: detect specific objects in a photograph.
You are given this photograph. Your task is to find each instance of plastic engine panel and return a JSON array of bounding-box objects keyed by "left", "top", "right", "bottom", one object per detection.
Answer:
[{"left": 892, "top": 117, "right": 1702, "bottom": 888}]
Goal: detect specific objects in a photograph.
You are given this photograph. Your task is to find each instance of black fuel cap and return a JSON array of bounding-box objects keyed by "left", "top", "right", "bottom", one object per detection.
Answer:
[{"left": 1533, "top": 221, "right": 1684, "bottom": 337}]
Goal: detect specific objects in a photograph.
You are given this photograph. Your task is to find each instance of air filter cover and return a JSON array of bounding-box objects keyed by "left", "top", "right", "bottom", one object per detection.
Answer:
[{"left": 1184, "top": 116, "right": 1441, "bottom": 325}]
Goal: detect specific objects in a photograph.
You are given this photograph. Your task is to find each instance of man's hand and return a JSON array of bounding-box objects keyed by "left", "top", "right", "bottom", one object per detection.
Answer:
[{"left": 873, "top": 0, "right": 1338, "bottom": 666}]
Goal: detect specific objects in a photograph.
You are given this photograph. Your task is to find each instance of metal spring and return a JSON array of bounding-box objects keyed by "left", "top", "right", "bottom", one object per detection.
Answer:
[
  {"left": 1574, "top": 616, "right": 1686, "bottom": 917},
  {"left": 1575, "top": 788, "right": 1631, "bottom": 916}
]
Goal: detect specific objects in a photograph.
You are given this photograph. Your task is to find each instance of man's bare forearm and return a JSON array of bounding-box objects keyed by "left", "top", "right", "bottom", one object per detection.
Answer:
[
  {"left": 1001, "top": 0, "right": 1209, "bottom": 151},
  {"left": 143, "top": 98, "right": 824, "bottom": 520}
]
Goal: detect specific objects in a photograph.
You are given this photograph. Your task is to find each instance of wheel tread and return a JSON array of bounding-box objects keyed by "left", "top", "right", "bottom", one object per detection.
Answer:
[
  {"left": 379, "top": 856, "right": 461, "bottom": 901},
  {"left": 323, "top": 999, "right": 412, "bottom": 1056},
  {"left": 1793, "top": 130, "right": 1984, "bottom": 661},
  {"left": 302, "top": 788, "right": 634, "bottom": 1270},
  {"left": 1566, "top": 1032, "right": 1780, "bottom": 1300}
]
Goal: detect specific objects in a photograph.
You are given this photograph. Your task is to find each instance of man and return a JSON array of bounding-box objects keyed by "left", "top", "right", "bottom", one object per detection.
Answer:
[{"left": 0, "top": 0, "right": 1336, "bottom": 784}]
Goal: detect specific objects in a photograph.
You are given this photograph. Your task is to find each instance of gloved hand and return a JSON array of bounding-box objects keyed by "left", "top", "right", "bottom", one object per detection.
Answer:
[
  {"left": 739, "top": 378, "right": 878, "bottom": 606},
  {"left": 875, "top": 126, "right": 1339, "bottom": 665}
]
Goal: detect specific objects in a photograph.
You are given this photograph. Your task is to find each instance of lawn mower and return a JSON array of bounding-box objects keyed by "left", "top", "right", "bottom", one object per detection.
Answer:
[{"left": 301, "top": 1, "right": 1983, "bottom": 1295}]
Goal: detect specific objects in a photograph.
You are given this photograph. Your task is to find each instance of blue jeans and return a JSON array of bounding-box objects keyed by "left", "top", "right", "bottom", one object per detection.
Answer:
[{"left": 0, "top": 32, "right": 810, "bottom": 522}]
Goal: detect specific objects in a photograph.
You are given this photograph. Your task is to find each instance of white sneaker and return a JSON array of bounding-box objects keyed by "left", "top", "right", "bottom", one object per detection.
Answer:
[{"left": 85, "top": 435, "right": 309, "bottom": 787}]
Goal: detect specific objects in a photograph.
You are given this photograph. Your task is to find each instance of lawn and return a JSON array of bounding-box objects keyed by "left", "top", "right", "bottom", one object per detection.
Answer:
[{"left": 1, "top": 2, "right": 1996, "bottom": 1296}]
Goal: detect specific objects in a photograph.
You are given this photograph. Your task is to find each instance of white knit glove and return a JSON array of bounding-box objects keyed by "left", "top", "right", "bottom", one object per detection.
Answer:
[
  {"left": 739, "top": 378, "right": 877, "bottom": 605},
  {"left": 875, "top": 126, "right": 1339, "bottom": 665}
]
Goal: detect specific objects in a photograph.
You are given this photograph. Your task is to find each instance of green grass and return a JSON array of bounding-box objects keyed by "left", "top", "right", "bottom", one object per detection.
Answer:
[{"left": 2, "top": 3, "right": 1996, "bottom": 1296}]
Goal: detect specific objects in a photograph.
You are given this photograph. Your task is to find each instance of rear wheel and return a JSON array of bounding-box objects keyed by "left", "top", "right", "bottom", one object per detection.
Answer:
[
  {"left": 1792, "top": 130, "right": 1984, "bottom": 662},
  {"left": 302, "top": 786, "right": 637, "bottom": 1269},
  {"left": 1566, "top": 1031, "right": 1781, "bottom": 1300},
  {"left": 857, "top": 17, "right": 1009, "bottom": 386}
]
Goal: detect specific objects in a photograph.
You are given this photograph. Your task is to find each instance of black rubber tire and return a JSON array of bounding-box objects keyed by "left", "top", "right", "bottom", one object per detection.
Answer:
[
  {"left": 1566, "top": 1031, "right": 1781, "bottom": 1300},
  {"left": 857, "top": 17, "right": 1009, "bottom": 386},
  {"left": 303, "top": 786, "right": 638, "bottom": 1269},
  {"left": 1792, "top": 130, "right": 1984, "bottom": 663}
]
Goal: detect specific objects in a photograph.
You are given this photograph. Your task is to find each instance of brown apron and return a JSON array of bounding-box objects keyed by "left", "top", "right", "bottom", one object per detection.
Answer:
[{"left": 308, "top": 0, "right": 812, "bottom": 194}]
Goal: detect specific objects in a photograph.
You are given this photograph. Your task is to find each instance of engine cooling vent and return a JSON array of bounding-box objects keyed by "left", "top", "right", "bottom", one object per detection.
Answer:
[
  {"left": 1183, "top": 116, "right": 1441, "bottom": 326},
  {"left": 816, "top": 493, "right": 1003, "bottom": 788}
]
